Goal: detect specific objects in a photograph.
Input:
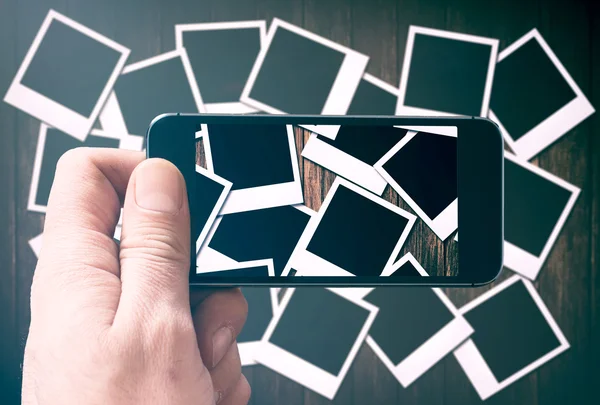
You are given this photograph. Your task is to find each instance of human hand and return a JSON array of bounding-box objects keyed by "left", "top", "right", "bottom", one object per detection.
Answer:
[{"left": 23, "top": 148, "right": 250, "bottom": 405}]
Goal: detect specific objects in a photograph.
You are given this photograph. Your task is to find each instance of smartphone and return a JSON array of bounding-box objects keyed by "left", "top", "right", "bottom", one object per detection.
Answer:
[{"left": 147, "top": 114, "right": 503, "bottom": 286}]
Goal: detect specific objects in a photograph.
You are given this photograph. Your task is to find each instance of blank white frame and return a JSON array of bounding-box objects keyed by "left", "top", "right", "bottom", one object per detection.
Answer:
[
  {"left": 194, "top": 164, "right": 232, "bottom": 254},
  {"left": 282, "top": 177, "right": 417, "bottom": 277},
  {"left": 396, "top": 26, "right": 499, "bottom": 117},
  {"left": 255, "top": 287, "right": 378, "bottom": 400},
  {"left": 488, "top": 29, "right": 595, "bottom": 161},
  {"left": 367, "top": 253, "right": 473, "bottom": 387},
  {"left": 454, "top": 275, "right": 569, "bottom": 400},
  {"left": 99, "top": 48, "right": 206, "bottom": 137},
  {"left": 503, "top": 152, "right": 580, "bottom": 280},
  {"left": 196, "top": 204, "right": 314, "bottom": 271},
  {"left": 374, "top": 128, "right": 458, "bottom": 241},
  {"left": 3, "top": 9, "right": 130, "bottom": 141},
  {"left": 175, "top": 20, "right": 267, "bottom": 114},
  {"left": 28, "top": 123, "right": 132, "bottom": 214},
  {"left": 301, "top": 133, "right": 388, "bottom": 195},
  {"left": 203, "top": 124, "right": 303, "bottom": 214},
  {"left": 240, "top": 18, "right": 369, "bottom": 115}
]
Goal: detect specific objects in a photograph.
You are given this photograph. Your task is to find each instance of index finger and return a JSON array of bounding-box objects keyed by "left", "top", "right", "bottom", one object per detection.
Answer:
[{"left": 38, "top": 148, "right": 144, "bottom": 285}]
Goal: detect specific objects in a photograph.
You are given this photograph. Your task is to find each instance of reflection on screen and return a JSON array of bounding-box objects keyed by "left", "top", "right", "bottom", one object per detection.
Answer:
[{"left": 194, "top": 123, "right": 458, "bottom": 278}]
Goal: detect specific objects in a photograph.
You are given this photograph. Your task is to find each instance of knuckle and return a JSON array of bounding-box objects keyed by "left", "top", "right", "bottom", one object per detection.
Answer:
[
  {"left": 55, "top": 147, "right": 94, "bottom": 175},
  {"left": 120, "top": 223, "right": 189, "bottom": 268}
]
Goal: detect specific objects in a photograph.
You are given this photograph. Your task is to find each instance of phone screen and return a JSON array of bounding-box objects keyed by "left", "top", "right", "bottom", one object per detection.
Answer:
[{"left": 193, "top": 122, "right": 459, "bottom": 280}]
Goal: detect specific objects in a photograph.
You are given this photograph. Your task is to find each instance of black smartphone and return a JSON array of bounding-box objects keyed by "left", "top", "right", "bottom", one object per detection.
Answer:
[{"left": 147, "top": 114, "right": 503, "bottom": 286}]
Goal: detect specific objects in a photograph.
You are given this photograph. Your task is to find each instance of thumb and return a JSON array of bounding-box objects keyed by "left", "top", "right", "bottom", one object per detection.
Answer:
[{"left": 115, "top": 158, "right": 191, "bottom": 323}]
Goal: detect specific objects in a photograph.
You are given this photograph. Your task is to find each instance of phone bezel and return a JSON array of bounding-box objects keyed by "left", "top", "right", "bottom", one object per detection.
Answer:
[{"left": 147, "top": 114, "right": 504, "bottom": 287}]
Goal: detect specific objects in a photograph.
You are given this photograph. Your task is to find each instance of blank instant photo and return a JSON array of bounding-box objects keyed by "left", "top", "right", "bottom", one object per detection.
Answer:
[
  {"left": 254, "top": 287, "right": 378, "bottom": 399},
  {"left": 197, "top": 205, "right": 313, "bottom": 276},
  {"left": 283, "top": 178, "right": 416, "bottom": 277},
  {"left": 396, "top": 26, "right": 498, "bottom": 117},
  {"left": 175, "top": 21, "right": 266, "bottom": 113},
  {"left": 28, "top": 124, "right": 141, "bottom": 214},
  {"left": 375, "top": 128, "right": 458, "bottom": 240},
  {"left": 3, "top": 10, "right": 130, "bottom": 141},
  {"left": 203, "top": 123, "right": 303, "bottom": 214},
  {"left": 454, "top": 275, "right": 569, "bottom": 400},
  {"left": 346, "top": 73, "right": 401, "bottom": 115},
  {"left": 241, "top": 18, "right": 369, "bottom": 115},
  {"left": 488, "top": 29, "right": 594, "bottom": 161},
  {"left": 193, "top": 165, "right": 232, "bottom": 253},
  {"left": 100, "top": 48, "right": 204, "bottom": 138},
  {"left": 301, "top": 125, "right": 409, "bottom": 195},
  {"left": 503, "top": 153, "right": 580, "bottom": 280},
  {"left": 365, "top": 254, "right": 474, "bottom": 387}
]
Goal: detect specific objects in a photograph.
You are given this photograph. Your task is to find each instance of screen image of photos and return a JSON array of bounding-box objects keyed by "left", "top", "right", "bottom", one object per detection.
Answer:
[{"left": 195, "top": 123, "right": 458, "bottom": 278}]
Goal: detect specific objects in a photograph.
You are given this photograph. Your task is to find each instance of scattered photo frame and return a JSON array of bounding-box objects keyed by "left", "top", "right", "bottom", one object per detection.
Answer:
[
  {"left": 503, "top": 153, "right": 580, "bottom": 280},
  {"left": 3, "top": 9, "right": 130, "bottom": 141},
  {"left": 488, "top": 28, "right": 595, "bottom": 161},
  {"left": 365, "top": 254, "right": 474, "bottom": 387},
  {"left": 193, "top": 165, "right": 232, "bottom": 253},
  {"left": 99, "top": 48, "right": 205, "bottom": 137},
  {"left": 454, "top": 275, "right": 569, "bottom": 400},
  {"left": 175, "top": 20, "right": 267, "bottom": 113},
  {"left": 28, "top": 124, "right": 134, "bottom": 214},
  {"left": 283, "top": 177, "right": 416, "bottom": 277},
  {"left": 203, "top": 123, "right": 303, "bottom": 214},
  {"left": 375, "top": 128, "right": 458, "bottom": 240},
  {"left": 301, "top": 125, "right": 409, "bottom": 195},
  {"left": 346, "top": 73, "right": 401, "bottom": 115},
  {"left": 197, "top": 205, "right": 313, "bottom": 276},
  {"left": 241, "top": 18, "right": 369, "bottom": 115},
  {"left": 254, "top": 287, "right": 378, "bottom": 399},
  {"left": 396, "top": 26, "right": 498, "bottom": 117}
]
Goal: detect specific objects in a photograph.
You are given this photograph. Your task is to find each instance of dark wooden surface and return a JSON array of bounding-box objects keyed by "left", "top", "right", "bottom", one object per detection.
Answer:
[{"left": 1, "top": 0, "right": 598, "bottom": 403}]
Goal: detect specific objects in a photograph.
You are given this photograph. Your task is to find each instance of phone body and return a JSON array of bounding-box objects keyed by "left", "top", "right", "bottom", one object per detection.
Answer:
[{"left": 147, "top": 114, "right": 503, "bottom": 287}]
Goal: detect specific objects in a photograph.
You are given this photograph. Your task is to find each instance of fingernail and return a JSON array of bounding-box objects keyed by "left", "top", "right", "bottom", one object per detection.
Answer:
[
  {"left": 134, "top": 159, "right": 183, "bottom": 214},
  {"left": 212, "top": 326, "right": 233, "bottom": 367}
]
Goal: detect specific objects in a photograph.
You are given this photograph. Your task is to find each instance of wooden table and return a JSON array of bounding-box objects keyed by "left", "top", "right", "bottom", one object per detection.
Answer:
[{"left": 0, "top": 0, "right": 598, "bottom": 403}]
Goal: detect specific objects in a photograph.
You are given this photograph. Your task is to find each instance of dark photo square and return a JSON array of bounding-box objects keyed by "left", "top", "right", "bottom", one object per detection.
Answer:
[
  {"left": 403, "top": 32, "right": 495, "bottom": 116},
  {"left": 248, "top": 27, "right": 344, "bottom": 114},
  {"left": 181, "top": 26, "right": 263, "bottom": 103},
  {"left": 21, "top": 19, "right": 122, "bottom": 117},
  {"left": 206, "top": 124, "right": 295, "bottom": 189},
  {"left": 114, "top": 53, "right": 199, "bottom": 136},
  {"left": 269, "top": 288, "right": 370, "bottom": 375},
  {"left": 208, "top": 205, "right": 311, "bottom": 276},
  {"left": 463, "top": 279, "right": 562, "bottom": 382},
  {"left": 490, "top": 36, "right": 576, "bottom": 140},
  {"left": 306, "top": 184, "right": 411, "bottom": 276},
  {"left": 346, "top": 76, "right": 399, "bottom": 115}
]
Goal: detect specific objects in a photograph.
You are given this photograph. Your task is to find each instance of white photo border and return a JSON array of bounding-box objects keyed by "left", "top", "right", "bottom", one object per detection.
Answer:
[
  {"left": 396, "top": 25, "right": 499, "bottom": 118},
  {"left": 175, "top": 20, "right": 267, "bottom": 114},
  {"left": 488, "top": 28, "right": 594, "bottom": 161},
  {"left": 203, "top": 124, "right": 303, "bottom": 214},
  {"left": 503, "top": 152, "right": 580, "bottom": 280},
  {"left": 3, "top": 9, "right": 130, "bottom": 141},
  {"left": 240, "top": 18, "right": 369, "bottom": 115},
  {"left": 282, "top": 177, "right": 417, "bottom": 277},
  {"left": 454, "top": 274, "right": 570, "bottom": 400},
  {"left": 374, "top": 129, "right": 459, "bottom": 240},
  {"left": 254, "top": 287, "right": 378, "bottom": 400}
]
